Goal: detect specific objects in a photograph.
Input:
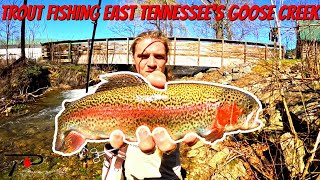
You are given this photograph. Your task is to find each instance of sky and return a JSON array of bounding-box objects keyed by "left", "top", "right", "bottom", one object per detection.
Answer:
[{"left": 1, "top": 0, "right": 319, "bottom": 49}]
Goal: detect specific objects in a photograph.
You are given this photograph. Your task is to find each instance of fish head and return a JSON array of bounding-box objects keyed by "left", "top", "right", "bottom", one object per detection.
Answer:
[
  {"left": 53, "top": 129, "right": 87, "bottom": 156},
  {"left": 218, "top": 89, "right": 263, "bottom": 133},
  {"left": 53, "top": 112, "right": 87, "bottom": 156},
  {"left": 239, "top": 94, "right": 262, "bottom": 131}
]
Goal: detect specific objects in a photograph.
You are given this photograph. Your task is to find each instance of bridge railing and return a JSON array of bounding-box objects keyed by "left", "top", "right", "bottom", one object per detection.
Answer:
[{"left": 41, "top": 37, "right": 284, "bottom": 67}]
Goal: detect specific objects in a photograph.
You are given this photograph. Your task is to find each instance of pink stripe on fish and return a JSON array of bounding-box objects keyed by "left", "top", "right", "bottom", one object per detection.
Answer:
[{"left": 66, "top": 102, "right": 220, "bottom": 119}]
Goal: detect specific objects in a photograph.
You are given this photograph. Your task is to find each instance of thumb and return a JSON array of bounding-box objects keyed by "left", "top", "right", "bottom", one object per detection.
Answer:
[{"left": 146, "top": 71, "right": 166, "bottom": 89}]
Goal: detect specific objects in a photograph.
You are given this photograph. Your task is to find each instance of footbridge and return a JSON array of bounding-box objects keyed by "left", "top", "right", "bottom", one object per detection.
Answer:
[{"left": 41, "top": 37, "right": 284, "bottom": 68}]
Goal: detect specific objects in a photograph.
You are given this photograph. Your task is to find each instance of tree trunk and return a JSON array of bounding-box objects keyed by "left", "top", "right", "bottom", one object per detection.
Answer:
[
  {"left": 214, "top": 0, "right": 223, "bottom": 39},
  {"left": 214, "top": 20, "right": 224, "bottom": 39},
  {"left": 225, "top": 21, "right": 233, "bottom": 40},
  {"left": 6, "top": 23, "right": 9, "bottom": 65},
  {"left": 296, "top": 24, "right": 302, "bottom": 59},
  {"left": 20, "top": 0, "right": 27, "bottom": 62},
  {"left": 169, "top": 20, "right": 173, "bottom": 37}
]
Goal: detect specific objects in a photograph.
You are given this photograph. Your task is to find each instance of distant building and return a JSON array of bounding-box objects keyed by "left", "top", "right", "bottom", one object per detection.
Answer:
[
  {"left": 296, "top": 20, "right": 320, "bottom": 74},
  {"left": 0, "top": 44, "right": 42, "bottom": 61},
  {"left": 0, "top": 39, "right": 55, "bottom": 63}
]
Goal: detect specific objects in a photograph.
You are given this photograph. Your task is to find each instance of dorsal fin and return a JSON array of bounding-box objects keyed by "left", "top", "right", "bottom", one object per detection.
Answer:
[{"left": 96, "top": 73, "right": 146, "bottom": 93}]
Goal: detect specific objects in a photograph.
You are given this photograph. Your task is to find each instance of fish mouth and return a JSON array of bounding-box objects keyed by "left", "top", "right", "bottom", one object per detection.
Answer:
[{"left": 242, "top": 110, "right": 261, "bottom": 130}]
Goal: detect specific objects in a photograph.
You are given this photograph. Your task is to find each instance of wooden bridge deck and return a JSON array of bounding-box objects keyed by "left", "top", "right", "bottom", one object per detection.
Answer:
[{"left": 41, "top": 37, "right": 284, "bottom": 67}]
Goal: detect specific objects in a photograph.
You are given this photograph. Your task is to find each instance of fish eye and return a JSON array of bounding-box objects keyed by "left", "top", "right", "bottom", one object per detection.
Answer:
[{"left": 248, "top": 105, "right": 253, "bottom": 109}]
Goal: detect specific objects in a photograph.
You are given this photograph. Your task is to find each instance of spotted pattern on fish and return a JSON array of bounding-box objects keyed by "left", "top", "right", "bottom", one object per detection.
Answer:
[
  {"left": 58, "top": 83, "right": 256, "bottom": 138},
  {"left": 53, "top": 72, "right": 262, "bottom": 155}
]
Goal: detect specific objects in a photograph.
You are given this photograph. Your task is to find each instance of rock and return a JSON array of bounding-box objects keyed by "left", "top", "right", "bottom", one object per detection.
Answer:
[
  {"left": 280, "top": 132, "right": 305, "bottom": 178},
  {"left": 243, "top": 66, "right": 252, "bottom": 74},
  {"left": 232, "top": 67, "right": 240, "bottom": 73},
  {"left": 223, "top": 71, "right": 230, "bottom": 76},
  {"left": 187, "top": 149, "right": 199, "bottom": 158},
  {"left": 285, "top": 67, "right": 291, "bottom": 74},
  {"left": 187, "top": 164, "right": 212, "bottom": 180},
  {"left": 265, "top": 110, "right": 283, "bottom": 131},
  {"left": 281, "top": 74, "right": 290, "bottom": 79},
  {"left": 208, "top": 147, "right": 229, "bottom": 170},
  {"left": 232, "top": 73, "right": 242, "bottom": 81},
  {"left": 294, "top": 74, "right": 302, "bottom": 79},
  {"left": 191, "top": 140, "right": 205, "bottom": 150},
  {"left": 210, "top": 141, "right": 224, "bottom": 151},
  {"left": 211, "top": 159, "right": 247, "bottom": 180},
  {"left": 194, "top": 72, "right": 204, "bottom": 80},
  {"left": 207, "top": 68, "right": 217, "bottom": 73},
  {"left": 218, "top": 75, "right": 232, "bottom": 85}
]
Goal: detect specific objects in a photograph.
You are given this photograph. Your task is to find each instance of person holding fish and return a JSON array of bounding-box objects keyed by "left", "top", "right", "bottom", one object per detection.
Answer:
[
  {"left": 107, "top": 30, "right": 198, "bottom": 180},
  {"left": 52, "top": 30, "right": 262, "bottom": 179}
]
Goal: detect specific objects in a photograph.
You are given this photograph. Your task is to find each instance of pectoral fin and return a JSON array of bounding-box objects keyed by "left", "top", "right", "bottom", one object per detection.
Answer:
[
  {"left": 204, "top": 128, "right": 224, "bottom": 143},
  {"left": 62, "top": 131, "right": 86, "bottom": 154}
]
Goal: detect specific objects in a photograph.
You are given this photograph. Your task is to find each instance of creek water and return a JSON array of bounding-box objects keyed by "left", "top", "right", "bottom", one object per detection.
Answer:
[{"left": 0, "top": 86, "right": 104, "bottom": 179}]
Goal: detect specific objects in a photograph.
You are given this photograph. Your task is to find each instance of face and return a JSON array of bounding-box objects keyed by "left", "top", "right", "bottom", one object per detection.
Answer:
[{"left": 133, "top": 38, "right": 167, "bottom": 78}]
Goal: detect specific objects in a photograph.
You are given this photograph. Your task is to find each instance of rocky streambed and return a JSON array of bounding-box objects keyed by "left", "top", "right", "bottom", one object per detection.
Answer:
[
  {"left": 179, "top": 60, "right": 320, "bottom": 180},
  {"left": 0, "top": 60, "right": 319, "bottom": 179}
]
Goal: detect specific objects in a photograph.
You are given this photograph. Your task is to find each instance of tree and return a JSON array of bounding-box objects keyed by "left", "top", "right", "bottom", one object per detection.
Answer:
[
  {"left": 200, "top": 0, "right": 260, "bottom": 40},
  {"left": 20, "top": 0, "right": 27, "bottom": 62},
  {"left": 0, "top": 0, "right": 19, "bottom": 65},
  {"left": 107, "top": 0, "right": 187, "bottom": 37},
  {"left": 134, "top": 0, "right": 186, "bottom": 37}
]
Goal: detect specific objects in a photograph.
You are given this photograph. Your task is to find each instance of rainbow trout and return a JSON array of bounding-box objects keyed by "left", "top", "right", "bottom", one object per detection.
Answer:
[{"left": 53, "top": 72, "right": 262, "bottom": 156}]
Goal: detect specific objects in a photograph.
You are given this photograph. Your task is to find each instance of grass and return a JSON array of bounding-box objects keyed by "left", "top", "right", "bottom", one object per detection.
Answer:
[{"left": 252, "top": 59, "right": 301, "bottom": 76}]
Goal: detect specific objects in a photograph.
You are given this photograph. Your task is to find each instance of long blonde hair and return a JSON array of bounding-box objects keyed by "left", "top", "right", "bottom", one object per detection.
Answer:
[{"left": 130, "top": 31, "right": 173, "bottom": 80}]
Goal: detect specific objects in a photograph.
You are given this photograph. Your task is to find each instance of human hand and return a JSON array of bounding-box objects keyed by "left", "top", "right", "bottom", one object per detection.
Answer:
[
  {"left": 109, "top": 123, "right": 178, "bottom": 154},
  {"left": 146, "top": 70, "right": 167, "bottom": 89},
  {"left": 110, "top": 126, "right": 198, "bottom": 154},
  {"left": 137, "top": 127, "right": 199, "bottom": 154}
]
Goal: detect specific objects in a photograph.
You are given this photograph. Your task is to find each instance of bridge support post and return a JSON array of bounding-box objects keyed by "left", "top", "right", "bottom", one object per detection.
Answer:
[
  {"left": 50, "top": 43, "right": 54, "bottom": 62},
  {"left": 106, "top": 38, "right": 109, "bottom": 64},
  {"left": 68, "top": 43, "right": 72, "bottom": 63},
  {"left": 127, "top": 37, "right": 129, "bottom": 65},
  {"left": 221, "top": 39, "right": 224, "bottom": 67},
  {"left": 174, "top": 37, "right": 176, "bottom": 66},
  {"left": 244, "top": 41, "right": 247, "bottom": 63},
  {"left": 265, "top": 44, "right": 267, "bottom": 60},
  {"left": 197, "top": 38, "right": 200, "bottom": 66},
  {"left": 87, "top": 39, "right": 90, "bottom": 60}
]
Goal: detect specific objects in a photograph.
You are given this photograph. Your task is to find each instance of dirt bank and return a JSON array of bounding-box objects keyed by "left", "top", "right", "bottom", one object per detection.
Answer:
[{"left": 0, "top": 62, "right": 104, "bottom": 118}]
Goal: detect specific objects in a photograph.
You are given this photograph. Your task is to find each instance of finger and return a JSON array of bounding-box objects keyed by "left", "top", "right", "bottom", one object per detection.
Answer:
[
  {"left": 183, "top": 133, "right": 199, "bottom": 147},
  {"left": 152, "top": 128, "right": 177, "bottom": 154},
  {"left": 146, "top": 71, "right": 166, "bottom": 89},
  {"left": 109, "top": 130, "right": 124, "bottom": 149},
  {"left": 137, "top": 126, "right": 155, "bottom": 154}
]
